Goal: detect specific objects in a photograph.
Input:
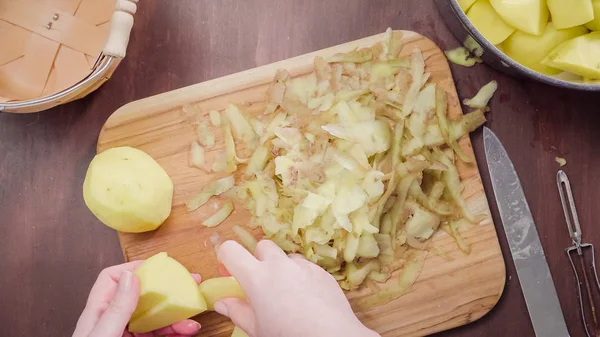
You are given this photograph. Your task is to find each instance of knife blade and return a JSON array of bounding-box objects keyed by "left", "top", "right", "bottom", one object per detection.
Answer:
[{"left": 484, "top": 127, "right": 570, "bottom": 337}]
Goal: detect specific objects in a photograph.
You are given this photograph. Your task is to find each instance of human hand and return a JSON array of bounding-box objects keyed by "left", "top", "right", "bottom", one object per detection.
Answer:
[
  {"left": 215, "top": 240, "right": 380, "bottom": 337},
  {"left": 72, "top": 261, "right": 202, "bottom": 337}
]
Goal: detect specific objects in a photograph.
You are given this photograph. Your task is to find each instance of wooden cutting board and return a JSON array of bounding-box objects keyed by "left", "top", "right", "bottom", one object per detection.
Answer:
[{"left": 97, "top": 31, "right": 506, "bottom": 337}]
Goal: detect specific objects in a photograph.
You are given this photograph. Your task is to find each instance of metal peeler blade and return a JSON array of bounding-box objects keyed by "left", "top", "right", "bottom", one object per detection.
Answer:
[{"left": 557, "top": 170, "right": 600, "bottom": 337}]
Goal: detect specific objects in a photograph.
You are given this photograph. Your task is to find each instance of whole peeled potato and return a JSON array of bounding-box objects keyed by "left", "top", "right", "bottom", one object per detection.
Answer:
[{"left": 83, "top": 146, "right": 174, "bottom": 233}]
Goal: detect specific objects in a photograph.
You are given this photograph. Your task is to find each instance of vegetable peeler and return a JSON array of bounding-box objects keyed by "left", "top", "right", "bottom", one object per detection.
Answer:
[{"left": 557, "top": 170, "right": 600, "bottom": 337}]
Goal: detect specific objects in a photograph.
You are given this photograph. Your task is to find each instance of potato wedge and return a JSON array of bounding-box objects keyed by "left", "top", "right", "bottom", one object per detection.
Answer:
[
  {"left": 490, "top": 0, "right": 549, "bottom": 35},
  {"left": 503, "top": 23, "right": 588, "bottom": 75},
  {"left": 467, "top": 0, "right": 516, "bottom": 45},
  {"left": 199, "top": 277, "right": 246, "bottom": 310},
  {"left": 547, "top": 0, "right": 594, "bottom": 29},
  {"left": 542, "top": 32, "right": 600, "bottom": 79}
]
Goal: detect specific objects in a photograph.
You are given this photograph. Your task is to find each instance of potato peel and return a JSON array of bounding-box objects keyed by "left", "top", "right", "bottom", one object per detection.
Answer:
[
  {"left": 203, "top": 202, "right": 234, "bottom": 227},
  {"left": 189, "top": 141, "right": 208, "bottom": 171},
  {"left": 555, "top": 157, "right": 567, "bottom": 167},
  {"left": 233, "top": 225, "right": 258, "bottom": 253},
  {"left": 186, "top": 176, "right": 235, "bottom": 211},
  {"left": 444, "top": 46, "right": 482, "bottom": 67},
  {"left": 463, "top": 80, "right": 498, "bottom": 108}
]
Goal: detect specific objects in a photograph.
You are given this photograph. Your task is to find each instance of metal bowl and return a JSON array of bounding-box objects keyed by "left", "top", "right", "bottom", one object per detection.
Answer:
[{"left": 435, "top": 0, "right": 600, "bottom": 92}]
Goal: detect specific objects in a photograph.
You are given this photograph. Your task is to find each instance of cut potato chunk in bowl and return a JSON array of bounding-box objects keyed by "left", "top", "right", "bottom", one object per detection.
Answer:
[
  {"left": 547, "top": 0, "right": 594, "bottom": 29},
  {"left": 503, "top": 23, "right": 588, "bottom": 75},
  {"left": 490, "top": 0, "right": 548, "bottom": 35},
  {"left": 437, "top": 0, "right": 600, "bottom": 90},
  {"left": 542, "top": 32, "right": 600, "bottom": 79},
  {"left": 467, "top": 0, "right": 515, "bottom": 45}
]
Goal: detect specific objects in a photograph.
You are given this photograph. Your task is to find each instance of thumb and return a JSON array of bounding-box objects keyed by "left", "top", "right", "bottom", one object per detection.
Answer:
[
  {"left": 89, "top": 271, "right": 140, "bottom": 337},
  {"left": 214, "top": 298, "right": 256, "bottom": 336}
]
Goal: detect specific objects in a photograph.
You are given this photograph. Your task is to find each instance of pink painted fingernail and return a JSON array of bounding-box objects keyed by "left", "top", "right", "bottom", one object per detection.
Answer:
[
  {"left": 118, "top": 271, "right": 133, "bottom": 292},
  {"left": 214, "top": 301, "right": 228, "bottom": 316}
]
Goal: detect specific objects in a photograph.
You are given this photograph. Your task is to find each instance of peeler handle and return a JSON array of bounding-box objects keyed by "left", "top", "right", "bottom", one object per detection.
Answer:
[{"left": 568, "top": 244, "right": 600, "bottom": 337}]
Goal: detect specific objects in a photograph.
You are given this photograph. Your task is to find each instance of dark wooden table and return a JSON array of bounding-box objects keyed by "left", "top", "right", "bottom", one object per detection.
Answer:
[{"left": 1, "top": 1, "right": 599, "bottom": 336}]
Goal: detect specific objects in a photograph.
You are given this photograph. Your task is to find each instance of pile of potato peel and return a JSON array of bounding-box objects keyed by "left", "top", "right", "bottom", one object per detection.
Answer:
[{"left": 186, "top": 29, "right": 495, "bottom": 292}]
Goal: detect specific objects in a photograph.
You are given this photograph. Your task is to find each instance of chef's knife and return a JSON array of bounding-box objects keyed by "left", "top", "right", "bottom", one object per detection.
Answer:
[{"left": 484, "top": 127, "right": 570, "bottom": 337}]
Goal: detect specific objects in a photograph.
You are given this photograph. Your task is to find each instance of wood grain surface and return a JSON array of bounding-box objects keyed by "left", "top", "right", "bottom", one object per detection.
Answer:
[
  {"left": 0, "top": 1, "right": 599, "bottom": 337},
  {"left": 97, "top": 31, "right": 505, "bottom": 337}
]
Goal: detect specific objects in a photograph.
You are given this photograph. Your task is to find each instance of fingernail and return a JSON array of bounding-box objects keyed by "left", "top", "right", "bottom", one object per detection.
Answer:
[
  {"left": 188, "top": 321, "right": 201, "bottom": 331},
  {"left": 118, "top": 271, "right": 133, "bottom": 292},
  {"left": 214, "top": 301, "right": 228, "bottom": 316}
]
